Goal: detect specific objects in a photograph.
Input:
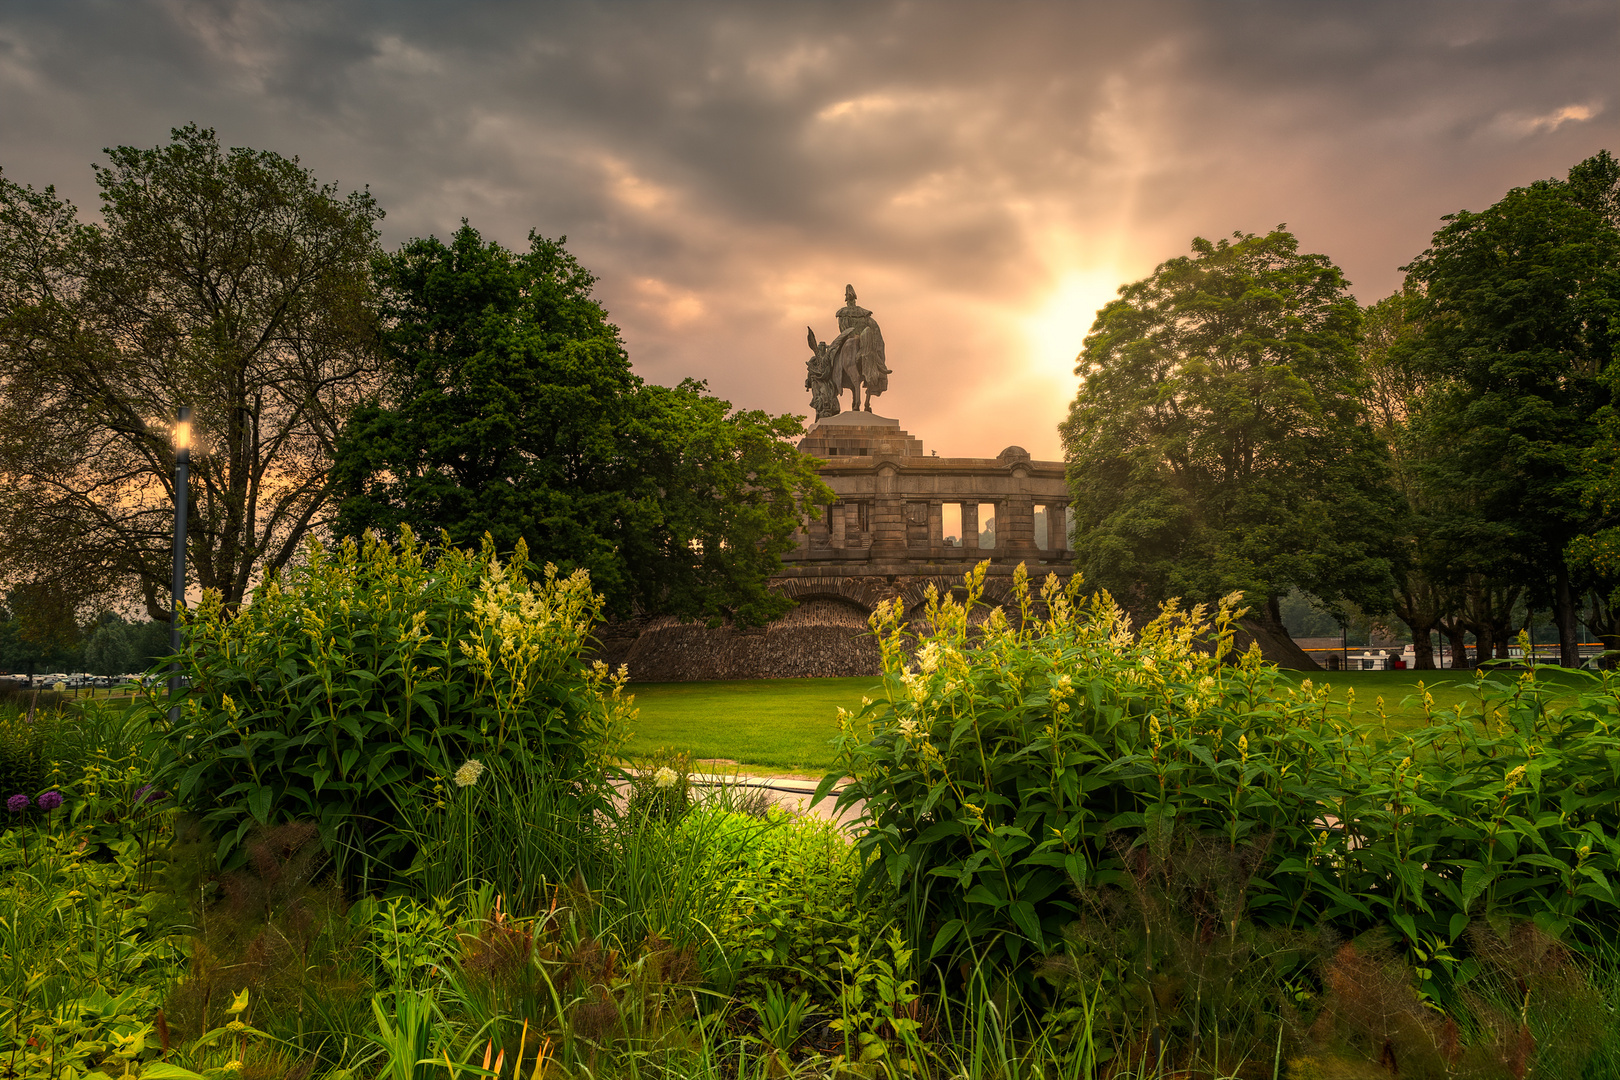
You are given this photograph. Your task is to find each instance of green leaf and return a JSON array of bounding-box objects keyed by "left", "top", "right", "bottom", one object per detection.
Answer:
[
  {"left": 139, "top": 1064, "right": 209, "bottom": 1079},
  {"left": 247, "top": 784, "right": 273, "bottom": 825},
  {"left": 1008, "top": 900, "right": 1043, "bottom": 946},
  {"left": 964, "top": 885, "right": 1007, "bottom": 910},
  {"left": 930, "top": 919, "right": 964, "bottom": 958}
]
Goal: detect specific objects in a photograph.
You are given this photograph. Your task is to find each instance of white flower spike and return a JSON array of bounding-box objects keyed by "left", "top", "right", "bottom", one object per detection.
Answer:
[{"left": 454, "top": 759, "right": 486, "bottom": 788}]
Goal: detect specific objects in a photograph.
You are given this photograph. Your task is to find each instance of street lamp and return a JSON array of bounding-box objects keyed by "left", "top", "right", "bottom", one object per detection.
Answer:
[{"left": 169, "top": 406, "right": 191, "bottom": 720}]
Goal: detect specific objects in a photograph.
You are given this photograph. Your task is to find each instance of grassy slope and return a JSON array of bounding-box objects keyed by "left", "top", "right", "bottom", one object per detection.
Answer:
[{"left": 623, "top": 668, "right": 1610, "bottom": 772}]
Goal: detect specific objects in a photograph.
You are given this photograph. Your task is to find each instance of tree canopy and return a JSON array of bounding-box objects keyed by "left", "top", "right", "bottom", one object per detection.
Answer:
[
  {"left": 1060, "top": 228, "right": 1399, "bottom": 634},
  {"left": 331, "top": 224, "right": 830, "bottom": 625},
  {"left": 1402, "top": 151, "right": 1620, "bottom": 664},
  {"left": 0, "top": 124, "right": 382, "bottom": 619}
]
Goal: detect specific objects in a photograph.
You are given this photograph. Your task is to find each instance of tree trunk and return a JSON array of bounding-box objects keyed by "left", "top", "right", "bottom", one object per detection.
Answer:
[
  {"left": 1444, "top": 627, "right": 1471, "bottom": 669},
  {"left": 1488, "top": 586, "right": 1522, "bottom": 662},
  {"left": 1245, "top": 594, "right": 1323, "bottom": 671},
  {"left": 1555, "top": 562, "right": 1581, "bottom": 667},
  {"left": 1584, "top": 590, "right": 1620, "bottom": 670},
  {"left": 1473, "top": 622, "right": 1495, "bottom": 668},
  {"left": 1411, "top": 628, "right": 1437, "bottom": 670}
]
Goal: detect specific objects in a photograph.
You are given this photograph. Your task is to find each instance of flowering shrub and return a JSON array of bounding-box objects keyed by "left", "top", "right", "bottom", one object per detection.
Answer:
[
  {"left": 154, "top": 530, "right": 635, "bottom": 875},
  {"left": 822, "top": 561, "right": 1620, "bottom": 988}
]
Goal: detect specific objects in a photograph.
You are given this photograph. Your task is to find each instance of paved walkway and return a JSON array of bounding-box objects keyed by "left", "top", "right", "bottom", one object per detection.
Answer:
[{"left": 688, "top": 771, "right": 866, "bottom": 829}]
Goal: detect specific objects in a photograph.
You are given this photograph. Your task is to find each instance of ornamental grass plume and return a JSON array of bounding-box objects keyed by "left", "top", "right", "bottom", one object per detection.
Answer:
[
  {"left": 6, "top": 794, "right": 28, "bottom": 813},
  {"left": 454, "top": 759, "right": 486, "bottom": 788},
  {"left": 36, "top": 791, "right": 63, "bottom": 811}
]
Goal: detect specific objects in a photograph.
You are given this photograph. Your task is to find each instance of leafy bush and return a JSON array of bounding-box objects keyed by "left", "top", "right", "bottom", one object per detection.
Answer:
[
  {"left": 0, "top": 825, "right": 188, "bottom": 1076},
  {"left": 155, "top": 530, "right": 635, "bottom": 875},
  {"left": 692, "top": 806, "right": 888, "bottom": 998},
  {"left": 824, "top": 561, "right": 1620, "bottom": 993},
  {"left": 0, "top": 690, "right": 108, "bottom": 802},
  {"left": 0, "top": 703, "right": 54, "bottom": 800}
]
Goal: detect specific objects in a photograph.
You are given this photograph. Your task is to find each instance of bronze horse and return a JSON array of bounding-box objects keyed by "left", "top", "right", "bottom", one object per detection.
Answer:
[{"left": 806, "top": 324, "right": 882, "bottom": 414}]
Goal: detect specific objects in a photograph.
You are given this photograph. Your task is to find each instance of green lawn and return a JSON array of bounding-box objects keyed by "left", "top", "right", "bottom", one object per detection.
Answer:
[
  {"left": 1273, "top": 667, "right": 1602, "bottom": 730},
  {"left": 624, "top": 667, "right": 1613, "bottom": 772},
  {"left": 624, "top": 676, "right": 884, "bottom": 772}
]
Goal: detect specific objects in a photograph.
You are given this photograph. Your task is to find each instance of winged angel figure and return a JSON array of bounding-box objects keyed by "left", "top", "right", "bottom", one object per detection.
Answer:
[{"left": 804, "top": 285, "right": 890, "bottom": 418}]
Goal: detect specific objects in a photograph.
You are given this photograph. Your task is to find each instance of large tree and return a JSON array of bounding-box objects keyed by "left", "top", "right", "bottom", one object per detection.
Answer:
[
  {"left": 1060, "top": 228, "right": 1399, "bottom": 643},
  {"left": 0, "top": 125, "right": 382, "bottom": 619},
  {"left": 331, "top": 224, "right": 830, "bottom": 626},
  {"left": 0, "top": 583, "right": 81, "bottom": 679},
  {"left": 1403, "top": 151, "right": 1620, "bottom": 666}
]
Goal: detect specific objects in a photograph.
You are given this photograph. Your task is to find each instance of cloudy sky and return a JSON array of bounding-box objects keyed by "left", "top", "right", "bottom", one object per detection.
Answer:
[{"left": 2, "top": 1, "right": 1615, "bottom": 459}]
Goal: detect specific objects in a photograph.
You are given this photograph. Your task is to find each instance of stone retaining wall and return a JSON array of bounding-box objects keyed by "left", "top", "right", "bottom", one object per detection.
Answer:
[{"left": 595, "top": 598, "right": 882, "bottom": 682}]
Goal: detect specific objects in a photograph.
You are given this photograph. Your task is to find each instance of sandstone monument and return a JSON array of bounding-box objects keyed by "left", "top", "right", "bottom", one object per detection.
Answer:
[{"left": 598, "top": 287, "right": 1076, "bottom": 680}]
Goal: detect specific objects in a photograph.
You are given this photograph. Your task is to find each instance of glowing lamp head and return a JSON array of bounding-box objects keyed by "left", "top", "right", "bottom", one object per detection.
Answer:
[{"left": 174, "top": 406, "right": 192, "bottom": 452}]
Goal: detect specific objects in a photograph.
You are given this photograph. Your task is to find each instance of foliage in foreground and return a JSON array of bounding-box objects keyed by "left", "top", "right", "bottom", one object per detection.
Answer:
[
  {"left": 827, "top": 561, "right": 1620, "bottom": 1070},
  {"left": 153, "top": 530, "right": 634, "bottom": 875},
  {"left": 16, "top": 551, "right": 1620, "bottom": 1077},
  {"left": 10, "top": 776, "right": 1620, "bottom": 1080}
]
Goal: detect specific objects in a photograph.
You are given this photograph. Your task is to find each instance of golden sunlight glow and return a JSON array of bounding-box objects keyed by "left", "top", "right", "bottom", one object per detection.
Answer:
[{"left": 1021, "top": 270, "right": 1122, "bottom": 376}]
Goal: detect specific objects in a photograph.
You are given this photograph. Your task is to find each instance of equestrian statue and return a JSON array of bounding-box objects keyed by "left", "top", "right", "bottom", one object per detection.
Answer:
[{"left": 805, "top": 285, "right": 891, "bottom": 419}]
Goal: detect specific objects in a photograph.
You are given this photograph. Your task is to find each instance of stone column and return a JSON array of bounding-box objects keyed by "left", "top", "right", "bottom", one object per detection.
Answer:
[
  {"left": 831, "top": 502, "right": 847, "bottom": 549},
  {"left": 962, "top": 501, "right": 979, "bottom": 550},
  {"left": 928, "top": 501, "right": 943, "bottom": 552},
  {"left": 1003, "top": 495, "right": 1037, "bottom": 557},
  {"left": 869, "top": 464, "right": 906, "bottom": 558},
  {"left": 1048, "top": 502, "right": 1069, "bottom": 554},
  {"left": 807, "top": 506, "right": 830, "bottom": 554}
]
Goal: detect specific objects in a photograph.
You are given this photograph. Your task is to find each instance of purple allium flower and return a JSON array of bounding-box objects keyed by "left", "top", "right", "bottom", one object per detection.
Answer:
[
  {"left": 6, "top": 794, "right": 28, "bottom": 813},
  {"left": 36, "top": 791, "right": 63, "bottom": 811},
  {"left": 134, "top": 785, "right": 168, "bottom": 805}
]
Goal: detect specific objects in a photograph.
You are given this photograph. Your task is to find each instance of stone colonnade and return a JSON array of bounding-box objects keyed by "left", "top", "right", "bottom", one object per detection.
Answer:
[{"left": 790, "top": 415, "right": 1074, "bottom": 567}]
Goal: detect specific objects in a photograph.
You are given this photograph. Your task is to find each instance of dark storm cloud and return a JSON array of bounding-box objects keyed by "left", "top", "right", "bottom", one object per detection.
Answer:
[{"left": 2, "top": 0, "right": 1616, "bottom": 457}]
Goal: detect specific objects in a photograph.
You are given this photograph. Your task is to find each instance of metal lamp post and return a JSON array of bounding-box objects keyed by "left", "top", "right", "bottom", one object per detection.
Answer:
[{"left": 169, "top": 406, "right": 191, "bottom": 721}]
